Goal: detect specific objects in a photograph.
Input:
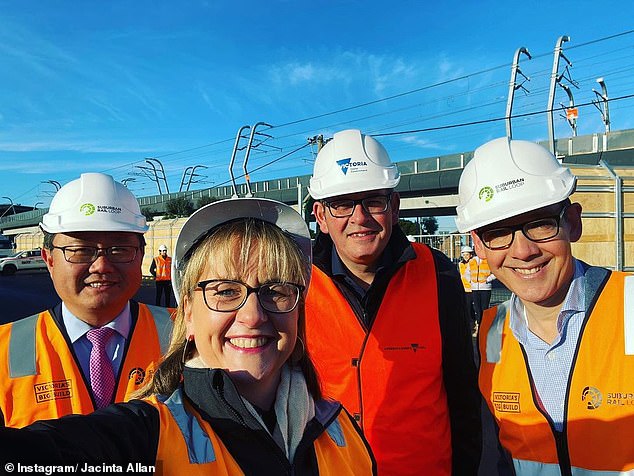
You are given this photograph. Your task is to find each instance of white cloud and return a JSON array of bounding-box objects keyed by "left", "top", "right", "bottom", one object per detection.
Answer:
[
  {"left": 0, "top": 139, "right": 154, "bottom": 154},
  {"left": 269, "top": 61, "right": 346, "bottom": 86},
  {"left": 397, "top": 135, "right": 444, "bottom": 150}
]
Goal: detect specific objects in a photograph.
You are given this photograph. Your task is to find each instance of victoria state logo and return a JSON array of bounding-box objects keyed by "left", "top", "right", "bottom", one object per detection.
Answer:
[
  {"left": 128, "top": 367, "right": 146, "bottom": 385},
  {"left": 79, "top": 203, "right": 96, "bottom": 216},
  {"left": 582, "top": 386, "right": 603, "bottom": 410},
  {"left": 383, "top": 343, "right": 425, "bottom": 353},
  {"left": 336, "top": 157, "right": 368, "bottom": 175},
  {"left": 478, "top": 186, "right": 494, "bottom": 202}
]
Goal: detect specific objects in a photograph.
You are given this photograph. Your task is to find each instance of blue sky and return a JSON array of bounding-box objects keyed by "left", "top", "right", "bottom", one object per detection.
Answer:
[{"left": 1, "top": 0, "right": 633, "bottom": 229}]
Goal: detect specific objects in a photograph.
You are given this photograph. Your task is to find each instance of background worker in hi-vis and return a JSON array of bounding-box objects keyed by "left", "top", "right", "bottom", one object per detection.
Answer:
[
  {"left": 456, "top": 137, "right": 634, "bottom": 475},
  {"left": 150, "top": 244, "right": 172, "bottom": 307},
  {"left": 0, "top": 173, "right": 172, "bottom": 427}
]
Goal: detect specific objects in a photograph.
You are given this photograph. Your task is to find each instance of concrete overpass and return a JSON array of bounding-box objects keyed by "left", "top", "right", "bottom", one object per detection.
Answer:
[{"left": 3, "top": 129, "right": 633, "bottom": 230}]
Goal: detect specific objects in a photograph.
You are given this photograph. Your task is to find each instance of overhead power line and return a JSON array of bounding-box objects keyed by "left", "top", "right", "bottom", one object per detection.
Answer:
[{"left": 374, "top": 93, "right": 634, "bottom": 137}]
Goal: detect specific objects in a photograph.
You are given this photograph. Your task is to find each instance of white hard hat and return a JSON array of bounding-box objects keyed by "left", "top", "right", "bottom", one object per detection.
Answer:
[
  {"left": 455, "top": 137, "right": 576, "bottom": 232},
  {"left": 41, "top": 173, "right": 148, "bottom": 234},
  {"left": 308, "top": 129, "right": 400, "bottom": 200},
  {"left": 171, "top": 198, "right": 312, "bottom": 303},
  {"left": 461, "top": 246, "right": 474, "bottom": 253},
  {"left": 158, "top": 244, "right": 168, "bottom": 252}
]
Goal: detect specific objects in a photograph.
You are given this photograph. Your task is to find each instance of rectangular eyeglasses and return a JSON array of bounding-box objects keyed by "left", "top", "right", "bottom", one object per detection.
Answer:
[
  {"left": 478, "top": 205, "right": 569, "bottom": 250},
  {"left": 324, "top": 193, "right": 391, "bottom": 218},
  {"left": 196, "top": 279, "right": 304, "bottom": 313},
  {"left": 52, "top": 245, "right": 139, "bottom": 263}
]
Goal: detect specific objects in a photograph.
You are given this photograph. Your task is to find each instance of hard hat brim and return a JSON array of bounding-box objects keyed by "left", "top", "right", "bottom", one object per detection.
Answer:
[
  {"left": 171, "top": 198, "right": 312, "bottom": 303},
  {"left": 40, "top": 220, "right": 149, "bottom": 234}
]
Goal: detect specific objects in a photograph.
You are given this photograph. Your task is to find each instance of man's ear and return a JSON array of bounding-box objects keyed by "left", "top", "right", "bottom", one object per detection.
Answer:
[
  {"left": 41, "top": 247, "right": 55, "bottom": 273},
  {"left": 566, "top": 202, "right": 583, "bottom": 243},
  {"left": 313, "top": 201, "right": 330, "bottom": 234},
  {"left": 470, "top": 231, "right": 488, "bottom": 259},
  {"left": 390, "top": 192, "right": 400, "bottom": 223}
]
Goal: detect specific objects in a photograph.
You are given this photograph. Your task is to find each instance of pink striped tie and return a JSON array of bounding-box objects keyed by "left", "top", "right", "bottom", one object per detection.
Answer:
[{"left": 86, "top": 327, "right": 116, "bottom": 409}]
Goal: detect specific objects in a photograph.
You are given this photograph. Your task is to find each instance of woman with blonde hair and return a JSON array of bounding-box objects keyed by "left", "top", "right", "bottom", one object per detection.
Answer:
[{"left": 0, "top": 198, "right": 376, "bottom": 475}]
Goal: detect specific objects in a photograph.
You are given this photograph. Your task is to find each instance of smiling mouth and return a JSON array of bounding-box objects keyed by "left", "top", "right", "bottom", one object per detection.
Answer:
[
  {"left": 348, "top": 231, "right": 377, "bottom": 238},
  {"left": 86, "top": 281, "right": 115, "bottom": 288},
  {"left": 227, "top": 337, "right": 270, "bottom": 349},
  {"left": 513, "top": 265, "right": 543, "bottom": 275}
]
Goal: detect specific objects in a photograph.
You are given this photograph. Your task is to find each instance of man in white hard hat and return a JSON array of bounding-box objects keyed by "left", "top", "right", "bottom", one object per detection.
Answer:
[
  {"left": 150, "top": 244, "right": 172, "bottom": 307},
  {"left": 0, "top": 173, "right": 172, "bottom": 427},
  {"left": 456, "top": 137, "right": 634, "bottom": 474},
  {"left": 305, "top": 129, "right": 481, "bottom": 475}
]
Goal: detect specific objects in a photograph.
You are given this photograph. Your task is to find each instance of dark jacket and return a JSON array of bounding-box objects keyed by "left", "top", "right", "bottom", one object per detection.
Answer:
[
  {"left": 312, "top": 226, "right": 482, "bottom": 475},
  {"left": 0, "top": 367, "right": 375, "bottom": 476}
]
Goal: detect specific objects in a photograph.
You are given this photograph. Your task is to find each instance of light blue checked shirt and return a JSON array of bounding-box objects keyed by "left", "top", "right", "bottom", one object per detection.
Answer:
[{"left": 508, "top": 258, "right": 585, "bottom": 432}]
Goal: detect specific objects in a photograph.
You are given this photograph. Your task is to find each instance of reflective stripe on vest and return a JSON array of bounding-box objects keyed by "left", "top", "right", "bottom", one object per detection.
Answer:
[
  {"left": 625, "top": 275, "right": 634, "bottom": 355},
  {"left": 1, "top": 303, "right": 171, "bottom": 427},
  {"left": 513, "top": 459, "right": 634, "bottom": 475},
  {"left": 143, "top": 305, "right": 172, "bottom": 355},
  {"left": 9, "top": 314, "right": 38, "bottom": 378},
  {"left": 485, "top": 301, "right": 509, "bottom": 364},
  {"left": 325, "top": 417, "right": 345, "bottom": 447},
  {"left": 161, "top": 388, "right": 349, "bottom": 463},
  {"left": 154, "top": 256, "right": 172, "bottom": 281},
  {"left": 8, "top": 304, "right": 172, "bottom": 377},
  {"left": 162, "top": 388, "right": 216, "bottom": 464},
  {"left": 469, "top": 258, "right": 491, "bottom": 283},
  {"left": 484, "top": 267, "right": 620, "bottom": 362},
  {"left": 459, "top": 261, "right": 472, "bottom": 292},
  {"left": 152, "top": 388, "right": 373, "bottom": 476},
  {"left": 479, "top": 269, "right": 634, "bottom": 473}
]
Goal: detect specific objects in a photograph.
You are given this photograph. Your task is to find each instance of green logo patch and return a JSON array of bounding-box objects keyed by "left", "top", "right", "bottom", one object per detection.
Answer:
[
  {"left": 79, "top": 203, "right": 96, "bottom": 216},
  {"left": 478, "top": 186, "right": 494, "bottom": 202}
]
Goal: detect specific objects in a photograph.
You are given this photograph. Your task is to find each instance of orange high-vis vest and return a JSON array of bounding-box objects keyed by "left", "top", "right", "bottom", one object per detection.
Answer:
[
  {"left": 468, "top": 256, "right": 492, "bottom": 286},
  {"left": 154, "top": 255, "right": 172, "bottom": 281},
  {"left": 479, "top": 268, "right": 634, "bottom": 474},
  {"left": 459, "top": 260, "right": 472, "bottom": 292},
  {"left": 147, "top": 388, "right": 375, "bottom": 475},
  {"left": 0, "top": 303, "right": 172, "bottom": 428},
  {"left": 305, "top": 243, "right": 452, "bottom": 476}
]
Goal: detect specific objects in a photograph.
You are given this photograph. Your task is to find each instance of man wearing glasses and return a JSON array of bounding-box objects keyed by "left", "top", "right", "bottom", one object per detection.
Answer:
[
  {"left": 305, "top": 129, "right": 481, "bottom": 475},
  {"left": 0, "top": 173, "right": 172, "bottom": 427},
  {"left": 456, "top": 137, "right": 634, "bottom": 474}
]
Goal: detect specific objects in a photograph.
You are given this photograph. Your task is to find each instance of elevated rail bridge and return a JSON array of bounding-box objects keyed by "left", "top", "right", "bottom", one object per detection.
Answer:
[{"left": 2, "top": 129, "right": 633, "bottom": 271}]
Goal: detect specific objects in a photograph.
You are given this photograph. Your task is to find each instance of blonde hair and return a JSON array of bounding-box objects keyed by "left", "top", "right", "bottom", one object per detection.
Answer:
[{"left": 136, "top": 218, "right": 320, "bottom": 399}]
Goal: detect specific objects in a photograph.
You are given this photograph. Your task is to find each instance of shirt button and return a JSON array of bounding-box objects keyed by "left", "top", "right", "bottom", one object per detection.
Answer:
[{"left": 547, "top": 352, "right": 556, "bottom": 361}]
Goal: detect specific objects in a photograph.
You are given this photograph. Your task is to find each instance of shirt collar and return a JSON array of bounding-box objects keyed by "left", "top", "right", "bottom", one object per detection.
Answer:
[
  {"left": 330, "top": 244, "right": 392, "bottom": 278},
  {"left": 62, "top": 302, "right": 131, "bottom": 344},
  {"left": 509, "top": 258, "right": 585, "bottom": 344}
]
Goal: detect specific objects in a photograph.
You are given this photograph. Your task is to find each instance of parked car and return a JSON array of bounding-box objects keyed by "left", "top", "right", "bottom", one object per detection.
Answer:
[
  {"left": 0, "top": 249, "right": 47, "bottom": 275},
  {"left": 0, "top": 235, "right": 14, "bottom": 258}
]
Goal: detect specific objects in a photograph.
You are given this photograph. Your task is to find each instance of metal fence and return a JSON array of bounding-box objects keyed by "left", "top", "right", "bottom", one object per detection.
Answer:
[
  {"left": 411, "top": 233, "right": 512, "bottom": 306},
  {"left": 409, "top": 233, "right": 470, "bottom": 262}
]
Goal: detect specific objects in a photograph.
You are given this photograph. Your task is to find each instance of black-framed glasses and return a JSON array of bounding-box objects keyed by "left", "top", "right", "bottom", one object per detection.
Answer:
[
  {"left": 478, "top": 206, "right": 569, "bottom": 250},
  {"left": 196, "top": 279, "right": 305, "bottom": 313},
  {"left": 52, "top": 245, "right": 139, "bottom": 264},
  {"left": 323, "top": 193, "right": 391, "bottom": 218}
]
